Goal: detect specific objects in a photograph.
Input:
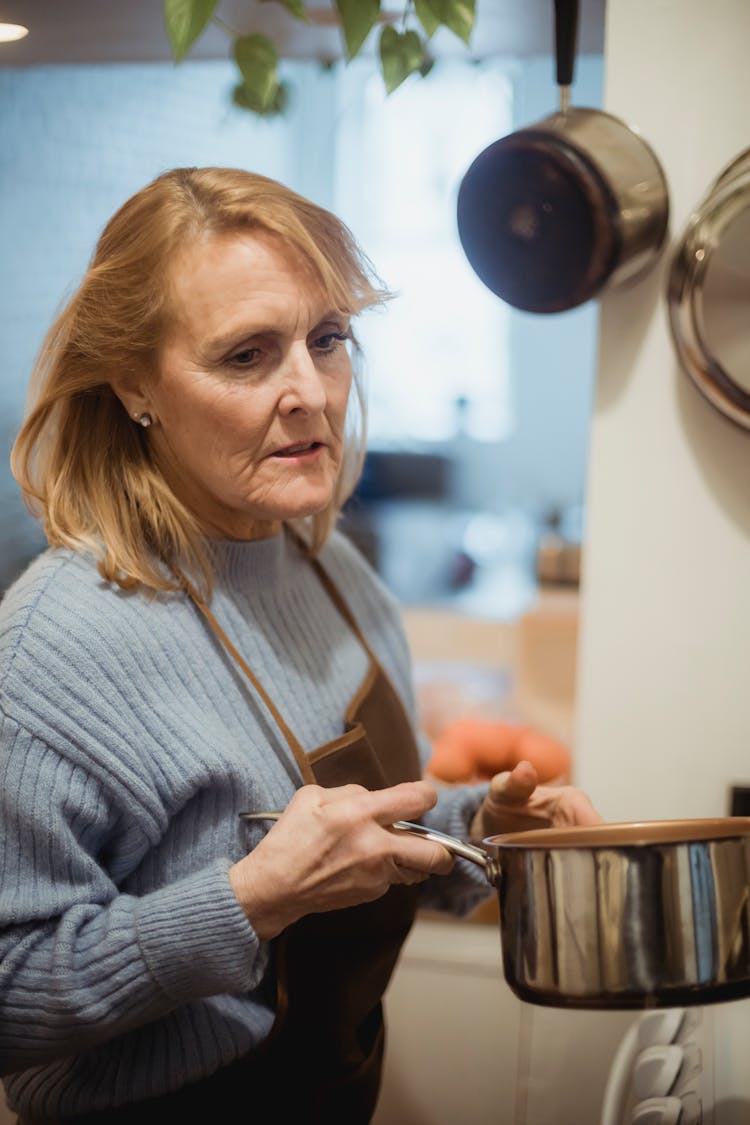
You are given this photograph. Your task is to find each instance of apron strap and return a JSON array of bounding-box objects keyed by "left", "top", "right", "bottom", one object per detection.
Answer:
[
  {"left": 188, "top": 588, "right": 317, "bottom": 785},
  {"left": 306, "top": 555, "right": 379, "bottom": 662},
  {"left": 183, "top": 529, "right": 379, "bottom": 788},
  {"left": 288, "top": 528, "right": 379, "bottom": 665}
]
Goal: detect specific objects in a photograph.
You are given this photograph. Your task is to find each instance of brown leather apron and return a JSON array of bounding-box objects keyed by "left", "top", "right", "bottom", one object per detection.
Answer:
[
  {"left": 189, "top": 548, "right": 423, "bottom": 1121},
  {"left": 18, "top": 547, "right": 422, "bottom": 1125}
]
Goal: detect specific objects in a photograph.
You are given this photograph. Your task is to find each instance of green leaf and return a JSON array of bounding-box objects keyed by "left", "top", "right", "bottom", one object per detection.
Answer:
[
  {"left": 163, "top": 0, "right": 218, "bottom": 62},
  {"left": 414, "top": 0, "right": 440, "bottom": 39},
  {"left": 259, "top": 0, "right": 307, "bottom": 20},
  {"left": 379, "top": 26, "right": 425, "bottom": 94},
  {"left": 233, "top": 33, "right": 279, "bottom": 112},
  {"left": 431, "top": 0, "right": 475, "bottom": 45},
  {"left": 233, "top": 79, "right": 289, "bottom": 117},
  {"left": 334, "top": 0, "right": 381, "bottom": 60}
]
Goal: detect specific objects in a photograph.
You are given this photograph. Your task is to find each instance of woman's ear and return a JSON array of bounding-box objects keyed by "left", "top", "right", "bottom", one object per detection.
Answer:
[{"left": 109, "top": 376, "right": 152, "bottom": 425}]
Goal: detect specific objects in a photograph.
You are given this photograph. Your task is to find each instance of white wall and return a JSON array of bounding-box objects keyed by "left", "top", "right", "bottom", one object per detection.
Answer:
[{"left": 576, "top": 0, "right": 750, "bottom": 821}]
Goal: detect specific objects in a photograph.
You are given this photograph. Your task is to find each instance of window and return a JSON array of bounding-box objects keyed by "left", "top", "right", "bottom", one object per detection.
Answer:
[{"left": 333, "top": 59, "right": 515, "bottom": 444}]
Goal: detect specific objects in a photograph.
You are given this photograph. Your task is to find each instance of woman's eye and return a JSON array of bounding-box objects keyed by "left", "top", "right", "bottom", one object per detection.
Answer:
[
  {"left": 228, "top": 347, "right": 260, "bottom": 367},
  {"left": 314, "top": 331, "right": 350, "bottom": 353}
]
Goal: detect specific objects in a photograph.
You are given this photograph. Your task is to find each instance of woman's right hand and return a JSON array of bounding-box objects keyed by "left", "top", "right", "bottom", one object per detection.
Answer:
[{"left": 229, "top": 781, "right": 454, "bottom": 940}]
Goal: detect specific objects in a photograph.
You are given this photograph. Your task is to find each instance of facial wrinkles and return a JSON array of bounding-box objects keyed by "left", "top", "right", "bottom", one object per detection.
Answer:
[
  {"left": 164, "top": 345, "right": 340, "bottom": 506},
  {"left": 198, "top": 253, "right": 325, "bottom": 362},
  {"left": 148, "top": 231, "right": 352, "bottom": 538}
]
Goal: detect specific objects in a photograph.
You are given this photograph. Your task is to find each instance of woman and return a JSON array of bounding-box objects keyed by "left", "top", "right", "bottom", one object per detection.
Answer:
[{"left": 0, "top": 167, "right": 601, "bottom": 1123}]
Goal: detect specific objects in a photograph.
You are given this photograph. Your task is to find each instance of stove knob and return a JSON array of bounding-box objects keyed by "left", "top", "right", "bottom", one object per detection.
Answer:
[
  {"left": 637, "top": 1009, "right": 685, "bottom": 1048},
  {"left": 630, "top": 1096, "right": 683, "bottom": 1125},
  {"left": 677, "top": 1092, "right": 701, "bottom": 1125},
  {"left": 633, "top": 1044, "right": 684, "bottom": 1099}
]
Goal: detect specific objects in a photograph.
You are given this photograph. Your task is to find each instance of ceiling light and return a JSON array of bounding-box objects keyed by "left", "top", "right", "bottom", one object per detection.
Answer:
[{"left": 0, "top": 22, "right": 28, "bottom": 43}]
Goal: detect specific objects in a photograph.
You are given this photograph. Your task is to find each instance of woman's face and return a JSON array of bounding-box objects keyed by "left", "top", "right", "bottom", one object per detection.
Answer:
[{"left": 144, "top": 230, "right": 353, "bottom": 540}]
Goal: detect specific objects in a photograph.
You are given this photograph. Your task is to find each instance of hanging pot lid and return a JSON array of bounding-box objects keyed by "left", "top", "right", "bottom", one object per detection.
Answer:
[{"left": 667, "top": 148, "right": 750, "bottom": 429}]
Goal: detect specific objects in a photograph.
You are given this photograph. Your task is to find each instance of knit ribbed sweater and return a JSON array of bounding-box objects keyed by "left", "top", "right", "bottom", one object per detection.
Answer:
[{"left": 0, "top": 529, "right": 489, "bottom": 1118}]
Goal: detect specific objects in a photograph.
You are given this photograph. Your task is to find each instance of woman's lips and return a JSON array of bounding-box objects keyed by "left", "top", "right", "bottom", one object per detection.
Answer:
[{"left": 271, "top": 441, "right": 324, "bottom": 459}]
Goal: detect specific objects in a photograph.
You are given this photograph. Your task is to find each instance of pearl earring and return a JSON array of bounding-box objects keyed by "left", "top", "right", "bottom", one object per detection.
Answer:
[{"left": 132, "top": 412, "right": 153, "bottom": 428}]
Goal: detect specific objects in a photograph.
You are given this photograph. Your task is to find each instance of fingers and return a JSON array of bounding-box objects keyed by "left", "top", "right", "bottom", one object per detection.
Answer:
[
  {"left": 364, "top": 779, "right": 440, "bottom": 825},
  {"left": 486, "top": 760, "right": 539, "bottom": 807},
  {"left": 275, "top": 780, "right": 452, "bottom": 875},
  {"left": 292, "top": 779, "right": 440, "bottom": 830},
  {"left": 387, "top": 862, "right": 435, "bottom": 886},
  {"left": 387, "top": 833, "right": 455, "bottom": 876},
  {"left": 472, "top": 759, "right": 605, "bottom": 838},
  {"left": 565, "top": 792, "right": 605, "bottom": 827},
  {"left": 324, "top": 782, "right": 453, "bottom": 874},
  {"left": 338, "top": 781, "right": 453, "bottom": 873},
  {"left": 479, "top": 761, "right": 550, "bottom": 832}
]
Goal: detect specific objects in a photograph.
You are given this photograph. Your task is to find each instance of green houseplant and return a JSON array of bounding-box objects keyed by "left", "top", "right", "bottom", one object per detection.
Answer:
[{"left": 164, "top": 0, "right": 476, "bottom": 114}]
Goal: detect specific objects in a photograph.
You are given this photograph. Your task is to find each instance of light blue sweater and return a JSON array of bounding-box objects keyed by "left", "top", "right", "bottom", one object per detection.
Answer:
[{"left": 0, "top": 529, "right": 489, "bottom": 1118}]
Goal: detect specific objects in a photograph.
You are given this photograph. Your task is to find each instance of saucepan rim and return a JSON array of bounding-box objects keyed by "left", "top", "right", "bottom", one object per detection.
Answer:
[{"left": 485, "top": 815, "right": 750, "bottom": 850}]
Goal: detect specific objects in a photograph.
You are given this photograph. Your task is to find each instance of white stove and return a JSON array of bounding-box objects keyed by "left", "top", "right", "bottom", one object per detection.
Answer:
[{"left": 600, "top": 1007, "right": 712, "bottom": 1125}]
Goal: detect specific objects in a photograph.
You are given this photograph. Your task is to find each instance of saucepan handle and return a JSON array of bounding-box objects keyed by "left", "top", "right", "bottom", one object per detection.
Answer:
[{"left": 391, "top": 820, "right": 495, "bottom": 879}]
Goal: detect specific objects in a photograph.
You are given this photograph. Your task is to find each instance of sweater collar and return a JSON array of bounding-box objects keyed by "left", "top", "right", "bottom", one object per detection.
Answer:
[{"left": 206, "top": 529, "right": 300, "bottom": 591}]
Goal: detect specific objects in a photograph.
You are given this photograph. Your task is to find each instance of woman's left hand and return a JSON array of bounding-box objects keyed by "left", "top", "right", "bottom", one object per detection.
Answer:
[{"left": 469, "top": 759, "right": 604, "bottom": 842}]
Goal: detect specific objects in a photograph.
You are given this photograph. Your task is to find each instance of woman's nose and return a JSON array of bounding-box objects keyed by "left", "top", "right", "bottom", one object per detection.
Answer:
[{"left": 278, "top": 345, "right": 327, "bottom": 415}]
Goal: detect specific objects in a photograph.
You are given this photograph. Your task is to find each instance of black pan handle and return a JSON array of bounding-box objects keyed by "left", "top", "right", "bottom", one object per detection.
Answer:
[{"left": 554, "top": 0, "right": 579, "bottom": 89}]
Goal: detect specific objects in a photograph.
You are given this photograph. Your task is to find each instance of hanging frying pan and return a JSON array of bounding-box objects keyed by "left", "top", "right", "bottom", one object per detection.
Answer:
[{"left": 457, "top": 0, "right": 670, "bottom": 314}]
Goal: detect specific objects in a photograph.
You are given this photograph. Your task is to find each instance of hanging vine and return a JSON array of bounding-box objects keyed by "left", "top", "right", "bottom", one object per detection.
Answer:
[{"left": 164, "top": 0, "right": 476, "bottom": 115}]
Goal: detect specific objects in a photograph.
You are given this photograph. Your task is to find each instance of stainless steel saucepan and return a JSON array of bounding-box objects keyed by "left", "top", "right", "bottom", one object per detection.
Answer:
[{"left": 394, "top": 817, "right": 750, "bottom": 1010}]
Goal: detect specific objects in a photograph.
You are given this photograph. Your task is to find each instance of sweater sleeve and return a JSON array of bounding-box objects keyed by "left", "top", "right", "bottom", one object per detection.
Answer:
[
  {"left": 419, "top": 779, "right": 495, "bottom": 914},
  {"left": 0, "top": 710, "right": 266, "bottom": 1074}
]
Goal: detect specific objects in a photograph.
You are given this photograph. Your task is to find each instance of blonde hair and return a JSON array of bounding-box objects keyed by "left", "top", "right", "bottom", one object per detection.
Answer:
[{"left": 11, "top": 167, "right": 388, "bottom": 594}]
